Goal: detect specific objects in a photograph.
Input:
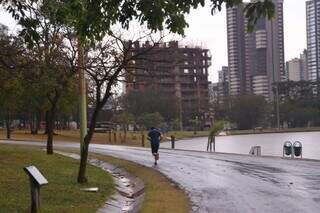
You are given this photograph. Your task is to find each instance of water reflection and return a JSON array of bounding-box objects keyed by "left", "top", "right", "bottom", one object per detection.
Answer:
[{"left": 162, "top": 132, "right": 320, "bottom": 160}]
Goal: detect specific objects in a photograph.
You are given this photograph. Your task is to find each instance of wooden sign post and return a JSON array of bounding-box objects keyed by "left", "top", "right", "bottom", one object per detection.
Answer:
[{"left": 24, "top": 166, "right": 48, "bottom": 213}]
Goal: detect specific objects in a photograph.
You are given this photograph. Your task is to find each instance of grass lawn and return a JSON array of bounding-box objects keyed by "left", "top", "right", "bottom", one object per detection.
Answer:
[
  {"left": 0, "top": 144, "right": 114, "bottom": 213},
  {"left": 0, "top": 129, "right": 209, "bottom": 147},
  {"left": 89, "top": 153, "right": 191, "bottom": 213}
]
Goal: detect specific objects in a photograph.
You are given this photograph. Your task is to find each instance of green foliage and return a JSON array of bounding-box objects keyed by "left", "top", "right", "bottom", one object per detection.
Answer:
[
  {"left": 136, "top": 112, "right": 165, "bottom": 130},
  {"left": 229, "top": 94, "right": 268, "bottom": 130},
  {"left": 112, "top": 112, "right": 135, "bottom": 131},
  {"left": 122, "top": 86, "right": 179, "bottom": 123},
  {"left": 280, "top": 103, "right": 318, "bottom": 128},
  {"left": 0, "top": 34, "right": 26, "bottom": 121},
  {"left": 169, "top": 118, "right": 181, "bottom": 131},
  {"left": 243, "top": 0, "right": 275, "bottom": 31},
  {"left": 1, "top": 0, "right": 275, "bottom": 43},
  {"left": 0, "top": 71, "right": 24, "bottom": 111},
  {"left": 209, "top": 120, "right": 224, "bottom": 137},
  {"left": 276, "top": 81, "right": 320, "bottom": 127},
  {"left": 0, "top": 25, "right": 78, "bottom": 131}
]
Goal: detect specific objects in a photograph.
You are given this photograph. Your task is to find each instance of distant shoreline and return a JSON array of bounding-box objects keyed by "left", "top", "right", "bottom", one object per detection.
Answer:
[{"left": 226, "top": 127, "right": 320, "bottom": 136}]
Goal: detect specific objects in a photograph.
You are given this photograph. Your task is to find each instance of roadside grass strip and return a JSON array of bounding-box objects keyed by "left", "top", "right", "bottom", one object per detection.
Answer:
[
  {"left": 0, "top": 129, "right": 209, "bottom": 147},
  {"left": 89, "top": 153, "right": 191, "bottom": 213},
  {"left": 0, "top": 144, "right": 114, "bottom": 213}
]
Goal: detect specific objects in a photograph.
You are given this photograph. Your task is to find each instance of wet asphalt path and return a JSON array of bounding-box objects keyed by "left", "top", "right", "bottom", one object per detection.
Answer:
[{"left": 1, "top": 140, "right": 320, "bottom": 213}]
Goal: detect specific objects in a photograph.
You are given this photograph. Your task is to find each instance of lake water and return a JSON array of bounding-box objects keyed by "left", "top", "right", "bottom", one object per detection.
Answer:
[{"left": 161, "top": 131, "right": 320, "bottom": 160}]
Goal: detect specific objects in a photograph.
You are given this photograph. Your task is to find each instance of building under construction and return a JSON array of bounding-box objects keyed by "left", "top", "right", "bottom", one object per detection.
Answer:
[{"left": 125, "top": 41, "right": 211, "bottom": 129}]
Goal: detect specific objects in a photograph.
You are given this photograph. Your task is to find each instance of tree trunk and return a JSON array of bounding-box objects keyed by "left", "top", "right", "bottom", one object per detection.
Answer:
[
  {"left": 35, "top": 110, "right": 41, "bottom": 134},
  {"left": 44, "top": 110, "right": 49, "bottom": 135},
  {"left": 78, "top": 105, "right": 101, "bottom": 183},
  {"left": 46, "top": 108, "right": 55, "bottom": 154},
  {"left": 31, "top": 111, "right": 40, "bottom": 135},
  {"left": 123, "top": 125, "right": 127, "bottom": 143},
  {"left": 30, "top": 113, "right": 34, "bottom": 134},
  {"left": 5, "top": 112, "right": 11, "bottom": 139},
  {"left": 46, "top": 97, "right": 58, "bottom": 155},
  {"left": 78, "top": 135, "right": 89, "bottom": 183}
]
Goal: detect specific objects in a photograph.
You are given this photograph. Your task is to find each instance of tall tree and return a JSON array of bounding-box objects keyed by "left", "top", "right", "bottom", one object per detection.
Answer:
[
  {"left": 136, "top": 112, "right": 165, "bottom": 130},
  {"left": 76, "top": 32, "right": 163, "bottom": 182},
  {"left": 122, "top": 86, "right": 179, "bottom": 122},
  {"left": 0, "top": 0, "right": 275, "bottom": 39},
  {"left": 1, "top": 0, "right": 276, "bottom": 183},
  {"left": 276, "top": 81, "right": 320, "bottom": 127},
  {"left": 229, "top": 94, "right": 268, "bottom": 130},
  {"left": 0, "top": 34, "right": 29, "bottom": 139},
  {"left": 13, "top": 1, "right": 79, "bottom": 154},
  {"left": 112, "top": 112, "right": 135, "bottom": 143}
]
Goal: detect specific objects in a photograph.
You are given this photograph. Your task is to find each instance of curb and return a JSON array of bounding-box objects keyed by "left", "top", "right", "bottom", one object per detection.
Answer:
[{"left": 55, "top": 151, "right": 145, "bottom": 213}]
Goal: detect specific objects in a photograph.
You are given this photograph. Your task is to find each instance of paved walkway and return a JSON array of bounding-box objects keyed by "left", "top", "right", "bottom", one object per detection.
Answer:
[{"left": 1, "top": 140, "right": 320, "bottom": 213}]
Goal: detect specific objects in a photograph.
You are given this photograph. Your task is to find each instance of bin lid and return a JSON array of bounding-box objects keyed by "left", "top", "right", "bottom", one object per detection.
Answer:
[
  {"left": 284, "top": 141, "right": 292, "bottom": 147},
  {"left": 293, "top": 141, "right": 302, "bottom": 147}
]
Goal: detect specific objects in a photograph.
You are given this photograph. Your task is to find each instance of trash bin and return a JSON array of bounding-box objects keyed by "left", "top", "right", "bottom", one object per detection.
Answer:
[
  {"left": 283, "top": 141, "right": 292, "bottom": 156},
  {"left": 293, "top": 141, "right": 302, "bottom": 157}
]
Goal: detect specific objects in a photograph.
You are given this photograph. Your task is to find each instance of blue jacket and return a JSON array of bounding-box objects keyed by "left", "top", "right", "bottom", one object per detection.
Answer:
[{"left": 148, "top": 129, "right": 161, "bottom": 144}]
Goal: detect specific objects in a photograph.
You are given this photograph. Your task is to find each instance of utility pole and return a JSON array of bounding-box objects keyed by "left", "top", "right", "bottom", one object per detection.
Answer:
[
  {"left": 270, "top": 18, "right": 280, "bottom": 130},
  {"left": 173, "top": 50, "right": 183, "bottom": 131},
  {"left": 275, "top": 82, "right": 280, "bottom": 129}
]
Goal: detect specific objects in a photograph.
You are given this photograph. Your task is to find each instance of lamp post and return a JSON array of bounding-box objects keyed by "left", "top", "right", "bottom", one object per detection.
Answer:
[
  {"left": 275, "top": 82, "right": 280, "bottom": 130},
  {"left": 273, "top": 82, "right": 280, "bottom": 130}
]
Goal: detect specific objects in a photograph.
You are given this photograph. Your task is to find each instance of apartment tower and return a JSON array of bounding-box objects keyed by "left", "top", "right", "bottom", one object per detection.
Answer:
[
  {"left": 125, "top": 41, "right": 211, "bottom": 128},
  {"left": 226, "top": 0, "right": 285, "bottom": 101},
  {"left": 306, "top": 0, "right": 320, "bottom": 81}
]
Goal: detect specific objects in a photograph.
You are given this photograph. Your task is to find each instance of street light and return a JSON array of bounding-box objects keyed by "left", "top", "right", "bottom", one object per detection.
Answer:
[{"left": 273, "top": 82, "right": 280, "bottom": 130}]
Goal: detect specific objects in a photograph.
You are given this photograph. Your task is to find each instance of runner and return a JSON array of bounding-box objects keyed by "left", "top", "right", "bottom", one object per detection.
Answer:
[{"left": 147, "top": 127, "right": 162, "bottom": 165}]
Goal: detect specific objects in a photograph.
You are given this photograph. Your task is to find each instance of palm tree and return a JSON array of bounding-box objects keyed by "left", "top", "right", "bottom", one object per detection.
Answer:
[{"left": 207, "top": 121, "right": 224, "bottom": 152}]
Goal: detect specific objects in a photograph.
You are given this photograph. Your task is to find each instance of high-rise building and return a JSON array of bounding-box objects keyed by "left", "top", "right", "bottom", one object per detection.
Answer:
[
  {"left": 306, "top": 0, "right": 320, "bottom": 81},
  {"left": 286, "top": 58, "right": 303, "bottom": 81},
  {"left": 216, "top": 66, "right": 229, "bottom": 104},
  {"left": 125, "top": 41, "right": 211, "bottom": 128},
  {"left": 286, "top": 50, "right": 308, "bottom": 82},
  {"left": 226, "top": 4, "right": 246, "bottom": 96},
  {"left": 218, "top": 66, "right": 229, "bottom": 83},
  {"left": 209, "top": 82, "right": 219, "bottom": 104},
  {"left": 300, "top": 49, "right": 309, "bottom": 81},
  {"left": 226, "top": 0, "right": 285, "bottom": 101}
]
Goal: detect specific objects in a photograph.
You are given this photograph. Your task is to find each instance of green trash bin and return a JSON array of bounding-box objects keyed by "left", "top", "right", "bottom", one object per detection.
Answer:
[
  {"left": 283, "top": 141, "right": 292, "bottom": 156},
  {"left": 293, "top": 141, "right": 302, "bottom": 157}
]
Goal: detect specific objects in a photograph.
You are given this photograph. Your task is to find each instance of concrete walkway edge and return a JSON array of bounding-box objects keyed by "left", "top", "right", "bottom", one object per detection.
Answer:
[{"left": 55, "top": 151, "right": 145, "bottom": 213}]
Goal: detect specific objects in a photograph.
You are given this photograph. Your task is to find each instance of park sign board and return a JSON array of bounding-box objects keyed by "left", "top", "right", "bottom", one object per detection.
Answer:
[{"left": 24, "top": 166, "right": 48, "bottom": 186}]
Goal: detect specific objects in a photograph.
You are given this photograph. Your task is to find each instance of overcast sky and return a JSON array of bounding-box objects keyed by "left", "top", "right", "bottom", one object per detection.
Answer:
[{"left": 0, "top": 0, "right": 307, "bottom": 82}]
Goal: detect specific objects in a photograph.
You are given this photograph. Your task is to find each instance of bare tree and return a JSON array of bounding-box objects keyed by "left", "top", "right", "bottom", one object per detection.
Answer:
[{"left": 77, "top": 30, "right": 163, "bottom": 182}]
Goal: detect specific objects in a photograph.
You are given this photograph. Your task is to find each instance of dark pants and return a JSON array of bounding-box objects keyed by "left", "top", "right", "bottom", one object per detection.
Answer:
[{"left": 151, "top": 142, "right": 160, "bottom": 154}]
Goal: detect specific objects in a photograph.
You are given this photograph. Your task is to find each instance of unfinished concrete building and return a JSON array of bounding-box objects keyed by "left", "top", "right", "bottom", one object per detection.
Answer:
[{"left": 125, "top": 41, "right": 211, "bottom": 129}]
